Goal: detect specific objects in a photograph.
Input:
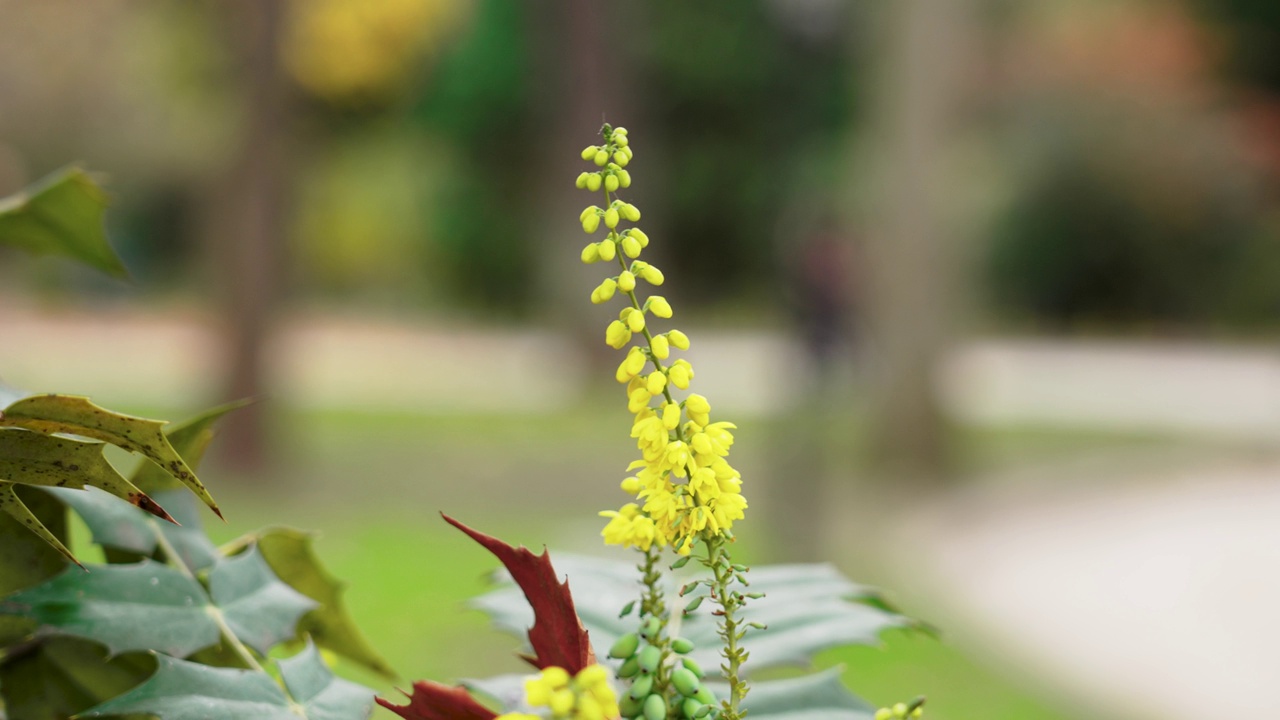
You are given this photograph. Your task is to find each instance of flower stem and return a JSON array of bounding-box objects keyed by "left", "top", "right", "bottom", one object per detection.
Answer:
[{"left": 705, "top": 534, "right": 748, "bottom": 718}]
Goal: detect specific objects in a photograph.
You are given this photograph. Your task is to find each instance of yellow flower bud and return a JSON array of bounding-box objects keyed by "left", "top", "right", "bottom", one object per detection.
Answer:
[
  {"left": 621, "top": 476, "right": 641, "bottom": 494},
  {"left": 614, "top": 150, "right": 629, "bottom": 167},
  {"left": 875, "top": 710, "right": 893, "bottom": 720},
  {"left": 593, "top": 278, "right": 617, "bottom": 304},
  {"left": 575, "top": 172, "right": 590, "bottom": 189},
  {"left": 646, "top": 371, "right": 668, "bottom": 395},
  {"left": 618, "top": 271, "right": 636, "bottom": 293},
  {"left": 621, "top": 203, "right": 641, "bottom": 222},
  {"left": 550, "top": 688, "right": 574, "bottom": 716},
  {"left": 628, "top": 386, "right": 650, "bottom": 413},
  {"left": 686, "top": 394, "right": 711, "bottom": 425},
  {"left": 622, "top": 146, "right": 634, "bottom": 161},
  {"left": 598, "top": 238, "right": 617, "bottom": 261},
  {"left": 619, "top": 169, "right": 632, "bottom": 188},
  {"left": 669, "top": 360, "right": 692, "bottom": 389},
  {"left": 586, "top": 173, "right": 602, "bottom": 192},
  {"left": 614, "top": 133, "right": 629, "bottom": 148},
  {"left": 624, "top": 307, "right": 645, "bottom": 333},
  {"left": 604, "top": 207, "right": 620, "bottom": 229},
  {"left": 582, "top": 213, "right": 601, "bottom": 234},
  {"left": 606, "top": 320, "right": 631, "bottom": 349},
  {"left": 625, "top": 346, "right": 646, "bottom": 376},
  {"left": 594, "top": 149, "right": 610, "bottom": 166},
  {"left": 641, "top": 264, "right": 664, "bottom": 285},
  {"left": 621, "top": 235, "right": 642, "bottom": 258},
  {"left": 581, "top": 146, "right": 597, "bottom": 161},
  {"left": 628, "top": 228, "right": 649, "bottom": 246},
  {"left": 892, "top": 703, "right": 908, "bottom": 718},
  {"left": 650, "top": 334, "right": 670, "bottom": 359},
  {"left": 605, "top": 174, "right": 620, "bottom": 192},
  {"left": 614, "top": 126, "right": 628, "bottom": 136},
  {"left": 581, "top": 243, "right": 601, "bottom": 264},
  {"left": 668, "top": 329, "right": 690, "bottom": 350},
  {"left": 648, "top": 296, "right": 673, "bottom": 318},
  {"left": 662, "top": 402, "right": 681, "bottom": 430}
]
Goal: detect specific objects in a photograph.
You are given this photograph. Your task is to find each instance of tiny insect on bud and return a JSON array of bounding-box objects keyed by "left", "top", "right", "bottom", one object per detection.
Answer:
[
  {"left": 587, "top": 173, "right": 603, "bottom": 192},
  {"left": 605, "top": 174, "right": 620, "bottom": 192}
]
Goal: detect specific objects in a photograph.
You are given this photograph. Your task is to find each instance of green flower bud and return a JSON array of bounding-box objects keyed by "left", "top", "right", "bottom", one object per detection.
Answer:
[
  {"left": 643, "top": 694, "right": 667, "bottom": 720},
  {"left": 620, "top": 694, "right": 644, "bottom": 719},
  {"left": 614, "top": 150, "right": 630, "bottom": 167},
  {"left": 576, "top": 172, "right": 590, "bottom": 189},
  {"left": 693, "top": 685, "right": 716, "bottom": 705},
  {"left": 911, "top": 709, "right": 923, "bottom": 719},
  {"left": 636, "top": 644, "right": 662, "bottom": 673},
  {"left": 875, "top": 710, "right": 892, "bottom": 720},
  {"left": 628, "top": 228, "right": 649, "bottom": 246},
  {"left": 581, "top": 243, "right": 601, "bottom": 264},
  {"left": 694, "top": 704, "right": 713, "bottom": 718},
  {"left": 621, "top": 203, "right": 641, "bottom": 222},
  {"left": 671, "top": 637, "right": 695, "bottom": 654},
  {"left": 628, "top": 673, "right": 653, "bottom": 700},
  {"left": 614, "top": 133, "right": 630, "bottom": 148},
  {"left": 598, "top": 238, "right": 617, "bottom": 261},
  {"left": 619, "top": 169, "right": 632, "bottom": 187},
  {"left": 618, "top": 655, "right": 641, "bottom": 678},
  {"left": 672, "top": 667, "right": 701, "bottom": 697},
  {"left": 594, "top": 149, "right": 610, "bottom": 166},
  {"left": 642, "top": 617, "right": 661, "bottom": 640},
  {"left": 583, "top": 213, "right": 601, "bottom": 234},
  {"left": 587, "top": 173, "right": 603, "bottom": 192},
  {"left": 618, "top": 271, "right": 637, "bottom": 293},
  {"left": 621, "top": 235, "right": 642, "bottom": 258},
  {"left": 610, "top": 632, "right": 641, "bottom": 659},
  {"left": 893, "top": 703, "right": 908, "bottom": 718},
  {"left": 605, "top": 174, "right": 620, "bottom": 192},
  {"left": 681, "top": 657, "right": 705, "bottom": 678},
  {"left": 605, "top": 207, "right": 620, "bottom": 229},
  {"left": 581, "top": 146, "right": 598, "bottom": 161}
]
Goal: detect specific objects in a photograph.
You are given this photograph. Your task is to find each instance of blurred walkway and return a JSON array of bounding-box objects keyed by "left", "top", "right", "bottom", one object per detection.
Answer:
[{"left": 903, "top": 461, "right": 1280, "bottom": 720}]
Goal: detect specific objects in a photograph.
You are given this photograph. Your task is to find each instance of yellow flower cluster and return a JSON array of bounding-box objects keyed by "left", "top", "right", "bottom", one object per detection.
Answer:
[
  {"left": 580, "top": 125, "right": 747, "bottom": 555},
  {"left": 495, "top": 665, "right": 620, "bottom": 720}
]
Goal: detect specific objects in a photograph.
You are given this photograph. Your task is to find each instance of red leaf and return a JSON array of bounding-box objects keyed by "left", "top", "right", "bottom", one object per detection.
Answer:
[
  {"left": 443, "top": 514, "right": 595, "bottom": 674},
  {"left": 377, "top": 681, "right": 498, "bottom": 720}
]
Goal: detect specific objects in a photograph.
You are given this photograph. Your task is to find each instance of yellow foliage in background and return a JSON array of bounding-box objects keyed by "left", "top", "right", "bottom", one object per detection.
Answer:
[{"left": 285, "top": 0, "right": 463, "bottom": 103}]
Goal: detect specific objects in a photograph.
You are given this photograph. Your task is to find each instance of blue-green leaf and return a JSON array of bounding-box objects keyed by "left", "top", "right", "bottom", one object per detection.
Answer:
[
  {"left": 210, "top": 546, "right": 319, "bottom": 656},
  {"left": 78, "top": 653, "right": 298, "bottom": 720},
  {"left": 278, "top": 641, "right": 376, "bottom": 720}
]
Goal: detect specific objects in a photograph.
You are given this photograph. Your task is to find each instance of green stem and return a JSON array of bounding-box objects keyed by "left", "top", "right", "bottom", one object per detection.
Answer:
[{"left": 705, "top": 535, "right": 748, "bottom": 717}]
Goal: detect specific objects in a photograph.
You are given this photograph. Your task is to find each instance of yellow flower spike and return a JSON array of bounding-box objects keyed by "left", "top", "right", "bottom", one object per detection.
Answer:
[
  {"left": 593, "top": 149, "right": 610, "bottom": 166},
  {"left": 640, "top": 264, "right": 665, "bottom": 285},
  {"left": 668, "top": 328, "right": 690, "bottom": 350},
  {"left": 604, "top": 207, "right": 620, "bottom": 229},
  {"left": 605, "top": 174, "right": 620, "bottom": 192},
  {"left": 662, "top": 402, "right": 681, "bottom": 430},
  {"left": 581, "top": 146, "right": 597, "bottom": 161},
  {"left": 619, "top": 169, "right": 632, "bottom": 187},
  {"left": 586, "top": 173, "right": 603, "bottom": 192},
  {"left": 621, "top": 203, "right": 641, "bottom": 222},
  {"left": 582, "top": 212, "right": 601, "bottom": 234},
  {"left": 648, "top": 296, "right": 673, "bottom": 318},
  {"left": 651, "top": 334, "right": 670, "bottom": 360},
  {"left": 575, "top": 172, "right": 590, "bottom": 189},
  {"left": 621, "top": 234, "right": 642, "bottom": 258},
  {"left": 628, "top": 227, "right": 648, "bottom": 246},
  {"left": 598, "top": 238, "right": 617, "bottom": 261},
  {"left": 580, "top": 243, "right": 600, "bottom": 264},
  {"left": 618, "top": 270, "right": 636, "bottom": 293},
  {"left": 606, "top": 320, "right": 632, "bottom": 349},
  {"left": 646, "top": 371, "right": 668, "bottom": 396}
]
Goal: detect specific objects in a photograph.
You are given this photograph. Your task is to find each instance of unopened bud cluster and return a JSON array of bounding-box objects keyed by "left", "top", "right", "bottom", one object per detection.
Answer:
[
  {"left": 496, "top": 665, "right": 620, "bottom": 720},
  {"left": 580, "top": 125, "right": 748, "bottom": 557},
  {"left": 875, "top": 699, "right": 925, "bottom": 720},
  {"left": 610, "top": 618, "right": 717, "bottom": 720}
]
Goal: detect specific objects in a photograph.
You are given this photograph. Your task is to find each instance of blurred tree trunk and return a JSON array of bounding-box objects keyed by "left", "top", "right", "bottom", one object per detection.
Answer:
[
  {"left": 857, "top": 0, "right": 974, "bottom": 486},
  {"left": 209, "top": 0, "right": 292, "bottom": 471}
]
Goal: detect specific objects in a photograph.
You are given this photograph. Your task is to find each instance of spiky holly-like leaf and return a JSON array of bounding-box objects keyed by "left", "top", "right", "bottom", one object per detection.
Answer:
[
  {"left": 78, "top": 653, "right": 298, "bottom": 720},
  {"left": 0, "top": 394, "right": 221, "bottom": 519},
  {"left": 279, "top": 641, "right": 377, "bottom": 720},
  {"left": 378, "top": 681, "right": 497, "bottom": 720},
  {"left": 210, "top": 545, "right": 319, "bottom": 656},
  {"left": 51, "top": 486, "right": 219, "bottom": 572},
  {"left": 444, "top": 515, "right": 594, "bottom": 674},
  {"left": 0, "top": 637, "right": 155, "bottom": 720},
  {"left": 0, "top": 166, "right": 127, "bottom": 277}
]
